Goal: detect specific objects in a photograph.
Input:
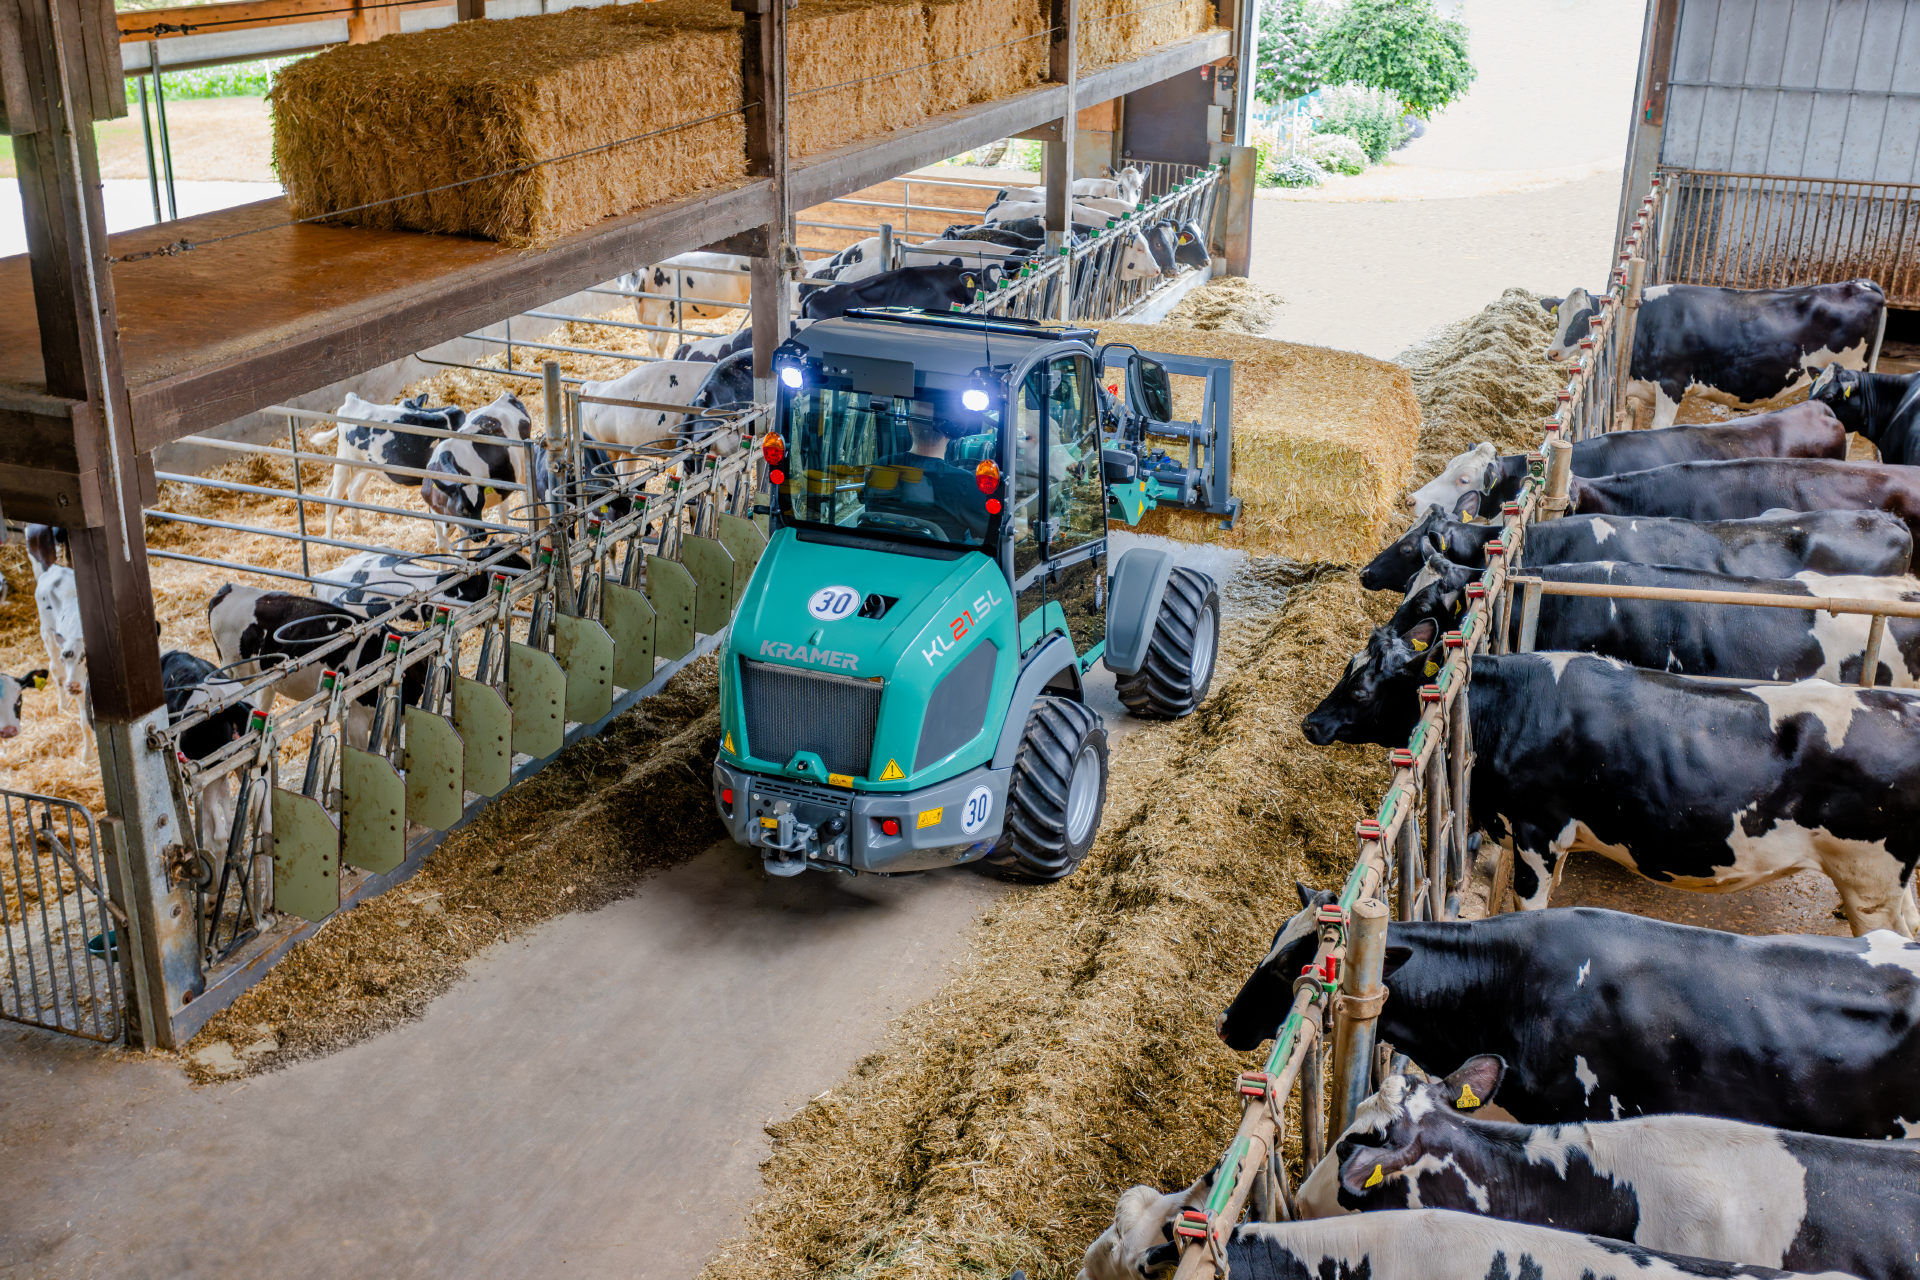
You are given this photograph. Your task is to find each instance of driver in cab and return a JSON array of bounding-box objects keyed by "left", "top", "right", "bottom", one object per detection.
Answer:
[{"left": 863, "top": 397, "right": 993, "bottom": 543}]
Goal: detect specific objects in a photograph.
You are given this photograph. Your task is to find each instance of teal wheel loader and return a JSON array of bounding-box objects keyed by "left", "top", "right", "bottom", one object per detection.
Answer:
[{"left": 710, "top": 308, "right": 1237, "bottom": 881}]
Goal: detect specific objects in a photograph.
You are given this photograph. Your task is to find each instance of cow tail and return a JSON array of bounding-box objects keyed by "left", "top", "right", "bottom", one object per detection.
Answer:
[{"left": 309, "top": 426, "right": 339, "bottom": 448}]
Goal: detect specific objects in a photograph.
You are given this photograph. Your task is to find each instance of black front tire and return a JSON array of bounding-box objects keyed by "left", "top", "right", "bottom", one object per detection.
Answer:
[
  {"left": 1116, "top": 566, "right": 1220, "bottom": 719},
  {"left": 984, "top": 696, "right": 1109, "bottom": 882}
]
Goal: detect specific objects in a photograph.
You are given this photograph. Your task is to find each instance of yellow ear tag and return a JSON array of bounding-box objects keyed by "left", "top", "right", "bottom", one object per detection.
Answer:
[
  {"left": 1463, "top": 513, "right": 1477, "bottom": 524},
  {"left": 33, "top": 675, "right": 47, "bottom": 690},
  {"left": 1364, "top": 1165, "right": 1384, "bottom": 1188},
  {"left": 1453, "top": 600, "right": 1463, "bottom": 616},
  {"left": 1457, "top": 1083, "right": 1481, "bottom": 1109},
  {"left": 1844, "top": 385, "right": 1853, "bottom": 398},
  {"left": 1440, "top": 535, "right": 1449, "bottom": 550},
  {"left": 1424, "top": 660, "right": 1439, "bottom": 677},
  {"left": 1410, "top": 638, "right": 1429, "bottom": 652}
]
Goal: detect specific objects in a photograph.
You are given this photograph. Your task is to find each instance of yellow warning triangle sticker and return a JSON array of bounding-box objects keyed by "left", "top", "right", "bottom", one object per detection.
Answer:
[
  {"left": 879, "top": 759, "right": 905, "bottom": 781},
  {"left": 723, "top": 732, "right": 736, "bottom": 754}
]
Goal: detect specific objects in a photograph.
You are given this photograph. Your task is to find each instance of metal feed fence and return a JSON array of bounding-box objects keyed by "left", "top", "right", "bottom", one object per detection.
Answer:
[
  {"left": 1, "top": 791, "right": 126, "bottom": 1042},
  {"left": 1151, "top": 175, "right": 1920, "bottom": 1273}
]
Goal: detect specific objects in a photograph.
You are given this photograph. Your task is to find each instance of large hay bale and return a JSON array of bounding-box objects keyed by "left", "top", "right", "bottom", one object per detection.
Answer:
[
  {"left": 788, "top": 0, "right": 931, "bottom": 157},
  {"left": 1097, "top": 322, "right": 1422, "bottom": 563},
  {"left": 923, "top": 0, "right": 1049, "bottom": 114},
  {"left": 1077, "top": 0, "right": 1215, "bottom": 70},
  {"left": 270, "top": 0, "right": 745, "bottom": 249}
]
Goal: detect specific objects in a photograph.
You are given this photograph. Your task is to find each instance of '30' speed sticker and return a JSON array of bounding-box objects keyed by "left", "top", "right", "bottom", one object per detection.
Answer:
[
  {"left": 961, "top": 785, "right": 994, "bottom": 835},
  {"left": 808, "top": 585, "right": 861, "bottom": 621}
]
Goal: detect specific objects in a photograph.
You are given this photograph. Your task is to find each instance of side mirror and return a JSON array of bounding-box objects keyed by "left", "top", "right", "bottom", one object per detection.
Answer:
[{"left": 1129, "top": 355, "right": 1173, "bottom": 424}]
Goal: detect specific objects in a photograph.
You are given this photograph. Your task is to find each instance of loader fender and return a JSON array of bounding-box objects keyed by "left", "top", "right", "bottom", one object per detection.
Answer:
[
  {"left": 1102, "top": 547, "right": 1174, "bottom": 676},
  {"left": 992, "top": 634, "right": 1083, "bottom": 770}
]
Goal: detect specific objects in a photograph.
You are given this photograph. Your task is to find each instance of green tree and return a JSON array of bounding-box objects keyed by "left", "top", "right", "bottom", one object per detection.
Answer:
[
  {"left": 1254, "top": 0, "right": 1325, "bottom": 104},
  {"left": 1317, "top": 0, "right": 1475, "bottom": 118}
]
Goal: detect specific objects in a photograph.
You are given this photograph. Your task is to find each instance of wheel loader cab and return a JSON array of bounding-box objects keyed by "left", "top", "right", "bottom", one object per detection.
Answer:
[{"left": 713, "top": 309, "right": 1222, "bottom": 884}]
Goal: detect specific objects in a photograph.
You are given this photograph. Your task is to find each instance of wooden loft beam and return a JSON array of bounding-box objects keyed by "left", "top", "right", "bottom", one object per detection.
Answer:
[{"left": 115, "top": 0, "right": 448, "bottom": 43}]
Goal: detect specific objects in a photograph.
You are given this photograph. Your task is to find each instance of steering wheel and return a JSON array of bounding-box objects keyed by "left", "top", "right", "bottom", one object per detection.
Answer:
[{"left": 859, "top": 512, "right": 950, "bottom": 542}]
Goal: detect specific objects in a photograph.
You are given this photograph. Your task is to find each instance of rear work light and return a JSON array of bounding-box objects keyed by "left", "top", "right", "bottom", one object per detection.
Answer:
[
  {"left": 720, "top": 787, "right": 734, "bottom": 808},
  {"left": 769, "top": 469, "right": 786, "bottom": 486}
]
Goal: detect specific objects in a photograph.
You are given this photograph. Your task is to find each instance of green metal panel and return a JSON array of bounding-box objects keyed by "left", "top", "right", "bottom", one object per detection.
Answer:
[
  {"left": 602, "top": 582, "right": 658, "bottom": 690},
  {"left": 270, "top": 788, "right": 339, "bottom": 923},
  {"left": 715, "top": 513, "right": 767, "bottom": 593},
  {"left": 681, "top": 535, "right": 736, "bottom": 635},
  {"left": 647, "top": 555, "right": 697, "bottom": 661},
  {"left": 341, "top": 746, "right": 406, "bottom": 874},
  {"left": 453, "top": 676, "right": 512, "bottom": 798},
  {"left": 507, "top": 642, "right": 566, "bottom": 759},
  {"left": 553, "top": 614, "right": 614, "bottom": 724},
  {"left": 402, "top": 707, "right": 465, "bottom": 831}
]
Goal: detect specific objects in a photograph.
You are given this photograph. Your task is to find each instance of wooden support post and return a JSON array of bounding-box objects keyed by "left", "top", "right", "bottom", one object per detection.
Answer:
[
  {"left": 15, "top": 0, "right": 189, "bottom": 1046},
  {"left": 454, "top": 0, "right": 484, "bottom": 18},
  {"left": 1860, "top": 613, "right": 1888, "bottom": 688},
  {"left": 1300, "top": 1036, "right": 1325, "bottom": 1168},
  {"left": 1330, "top": 897, "right": 1389, "bottom": 1134},
  {"left": 1540, "top": 437, "right": 1575, "bottom": 519},
  {"left": 738, "top": 0, "right": 789, "bottom": 403},
  {"left": 1044, "top": 0, "right": 1076, "bottom": 318},
  {"left": 1616, "top": 255, "right": 1647, "bottom": 428},
  {"left": 347, "top": 0, "right": 402, "bottom": 43}
]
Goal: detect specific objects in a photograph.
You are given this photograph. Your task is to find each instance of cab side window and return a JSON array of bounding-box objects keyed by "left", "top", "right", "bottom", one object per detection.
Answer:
[
  {"left": 1045, "top": 354, "right": 1103, "bottom": 553},
  {"left": 1012, "top": 367, "right": 1046, "bottom": 578}
]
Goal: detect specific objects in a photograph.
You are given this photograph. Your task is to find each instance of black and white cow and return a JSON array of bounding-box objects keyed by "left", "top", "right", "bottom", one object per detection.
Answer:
[
  {"left": 1304, "top": 652, "right": 1920, "bottom": 934},
  {"left": 1568, "top": 456, "right": 1920, "bottom": 545},
  {"left": 1406, "top": 402, "right": 1849, "bottom": 515},
  {"left": 619, "top": 252, "right": 751, "bottom": 357},
  {"left": 939, "top": 221, "right": 1050, "bottom": 251},
  {"left": 900, "top": 239, "right": 1036, "bottom": 274},
  {"left": 1395, "top": 555, "right": 1920, "bottom": 686},
  {"left": 23, "top": 523, "right": 64, "bottom": 578},
  {"left": 1810, "top": 365, "right": 1920, "bottom": 465},
  {"left": 0, "top": 667, "right": 48, "bottom": 741},
  {"left": 1080, "top": 1191, "right": 1855, "bottom": 1280},
  {"left": 1294, "top": 1059, "right": 1920, "bottom": 1280},
  {"left": 1361, "top": 505, "right": 1913, "bottom": 592},
  {"left": 309, "top": 394, "right": 466, "bottom": 539},
  {"left": 576, "top": 355, "right": 753, "bottom": 479},
  {"left": 1544, "top": 281, "right": 1885, "bottom": 430},
  {"left": 805, "top": 237, "right": 890, "bottom": 285},
  {"left": 33, "top": 565, "right": 86, "bottom": 714},
  {"left": 161, "top": 649, "right": 258, "bottom": 851},
  {"left": 311, "top": 547, "right": 531, "bottom": 620},
  {"left": 207, "top": 585, "right": 424, "bottom": 748},
  {"left": 671, "top": 327, "right": 754, "bottom": 363},
  {"left": 1218, "top": 892, "right": 1920, "bottom": 1138},
  {"left": 420, "top": 392, "right": 533, "bottom": 550},
  {"left": 799, "top": 263, "right": 1002, "bottom": 321}
]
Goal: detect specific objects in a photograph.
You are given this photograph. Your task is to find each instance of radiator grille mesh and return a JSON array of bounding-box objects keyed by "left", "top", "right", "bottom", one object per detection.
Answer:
[{"left": 740, "top": 659, "right": 881, "bottom": 778}]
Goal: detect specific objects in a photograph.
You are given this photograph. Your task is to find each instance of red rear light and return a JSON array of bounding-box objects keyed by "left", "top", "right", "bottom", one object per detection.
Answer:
[
  {"left": 769, "top": 469, "right": 786, "bottom": 486},
  {"left": 760, "top": 431, "right": 785, "bottom": 465},
  {"left": 720, "top": 788, "right": 734, "bottom": 807},
  {"left": 881, "top": 817, "right": 900, "bottom": 837},
  {"left": 985, "top": 498, "right": 1002, "bottom": 515},
  {"left": 974, "top": 458, "right": 1001, "bottom": 494}
]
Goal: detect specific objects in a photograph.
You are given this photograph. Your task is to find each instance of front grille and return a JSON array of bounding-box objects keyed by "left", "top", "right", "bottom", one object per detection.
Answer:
[{"left": 740, "top": 658, "right": 881, "bottom": 778}]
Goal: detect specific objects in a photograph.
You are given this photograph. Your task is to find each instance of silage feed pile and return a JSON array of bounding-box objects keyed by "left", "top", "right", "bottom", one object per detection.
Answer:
[
  {"left": 1393, "top": 286, "right": 1562, "bottom": 488},
  {"left": 1095, "top": 323, "right": 1422, "bottom": 563},
  {"left": 700, "top": 567, "right": 1398, "bottom": 1280},
  {"left": 1160, "top": 275, "right": 1283, "bottom": 335}
]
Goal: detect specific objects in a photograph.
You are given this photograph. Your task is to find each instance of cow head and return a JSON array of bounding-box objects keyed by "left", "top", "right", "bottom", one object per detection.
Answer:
[
  {"left": 1143, "top": 221, "right": 1179, "bottom": 275},
  {"left": 0, "top": 669, "right": 48, "bottom": 739},
  {"left": 1076, "top": 1169, "right": 1216, "bottom": 1280},
  {"left": 1545, "top": 288, "right": 1600, "bottom": 362},
  {"left": 1296, "top": 1056, "right": 1508, "bottom": 1218},
  {"left": 1172, "top": 220, "right": 1211, "bottom": 269},
  {"left": 1808, "top": 364, "right": 1870, "bottom": 434},
  {"left": 1118, "top": 230, "right": 1163, "bottom": 281},
  {"left": 1407, "top": 441, "right": 1499, "bottom": 514},
  {"left": 1113, "top": 163, "right": 1146, "bottom": 206},
  {"left": 1301, "top": 614, "right": 1436, "bottom": 748},
  {"left": 1396, "top": 544, "right": 1476, "bottom": 637},
  {"left": 1217, "top": 881, "right": 1339, "bottom": 1049},
  {"left": 1360, "top": 506, "right": 1456, "bottom": 592}
]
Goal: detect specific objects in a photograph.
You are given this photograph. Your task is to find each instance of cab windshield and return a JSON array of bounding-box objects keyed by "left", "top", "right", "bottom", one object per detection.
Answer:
[{"left": 778, "top": 384, "right": 1004, "bottom": 547}]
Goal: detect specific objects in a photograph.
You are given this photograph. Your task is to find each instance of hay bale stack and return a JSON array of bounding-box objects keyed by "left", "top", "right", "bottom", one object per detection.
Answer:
[
  {"left": 923, "top": 0, "right": 1048, "bottom": 114},
  {"left": 1077, "top": 0, "right": 1215, "bottom": 69},
  {"left": 788, "top": 0, "right": 931, "bottom": 156},
  {"left": 271, "top": 0, "right": 745, "bottom": 249},
  {"left": 1097, "top": 322, "right": 1422, "bottom": 563}
]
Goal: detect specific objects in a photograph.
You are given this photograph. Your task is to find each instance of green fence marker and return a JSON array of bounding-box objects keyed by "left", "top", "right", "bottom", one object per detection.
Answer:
[
  {"left": 553, "top": 614, "right": 615, "bottom": 724},
  {"left": 602, "top": 582, "right": 658, "bottom": 690},
  {"left": 646, "top": 554, "right": 698, "bottom": 661},
  {"left": 341, "top": 745, "right": 406, "bottom": 873},
  {"left": 402, "top": 707, "right": 466, "bottom": 831},
  {"left": 453, "top": 675, "right": 513, "bottom": 798},
  {"left": 507, "top": 642, "right": 566, "bottom": 759},
  {"left": 270, "top": 787, "right": 339, "bottom": 923}
]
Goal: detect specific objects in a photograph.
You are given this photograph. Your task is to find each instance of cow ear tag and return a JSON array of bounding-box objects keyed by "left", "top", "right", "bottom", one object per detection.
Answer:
[
  {"left": 1424, "top": 660, "right": 1439, "bottom": 677},
  {"left": 1364, "top": 1165, "right": 1384, "bottom": 1188},
  {"left": 33, "top": 675, "right": 47, "bottom": 690},
  {"left": 1844, "top": 385, "right": 1852, "bottom": 398},
  {"left": 1457, "top": 1082, "right": 1482, "bottom": 1109},
  {"left": 1410, "top": 638, "right": 1429, "bottom": 652}
]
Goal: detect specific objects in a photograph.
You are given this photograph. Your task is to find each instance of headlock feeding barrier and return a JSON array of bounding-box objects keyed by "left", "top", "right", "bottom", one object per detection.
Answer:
[{"left": 1161, "top": 176, "right": 1920, "bottom": 1278}]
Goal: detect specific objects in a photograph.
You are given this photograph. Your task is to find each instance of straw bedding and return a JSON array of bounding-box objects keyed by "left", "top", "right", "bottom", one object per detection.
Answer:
[
  {"left": 1095, "top": 322, "right": 1423, "bottom": 564},
  {"left": 1161, "top": 274, "right": 1283, "bottom": 334},
  {"left": 699, "top": 565, "right": 1397, "bottom": 1280}
]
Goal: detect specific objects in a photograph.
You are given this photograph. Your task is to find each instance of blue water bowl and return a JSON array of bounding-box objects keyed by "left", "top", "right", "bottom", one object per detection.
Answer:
[{"left": 86, "top": 931, "right": 118, "bottom": 963}]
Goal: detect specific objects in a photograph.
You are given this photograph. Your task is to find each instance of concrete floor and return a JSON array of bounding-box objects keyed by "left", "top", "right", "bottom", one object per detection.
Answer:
[{"left": 0, "top": 841, "right": 1005, "bottom": 1279}]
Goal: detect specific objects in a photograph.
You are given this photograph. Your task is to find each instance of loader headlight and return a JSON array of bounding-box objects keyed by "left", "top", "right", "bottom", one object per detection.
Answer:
[
  {"left": 962, "top": 388, "right": 989, "bottom": 412},
  {"left": 779, "top": 365, "right": 804, "bottom": 389}
]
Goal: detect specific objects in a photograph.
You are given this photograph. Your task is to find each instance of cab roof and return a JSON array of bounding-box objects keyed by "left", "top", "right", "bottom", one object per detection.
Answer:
[{"left": 782, "top": 309, "right": 1096, "bottom": 379}]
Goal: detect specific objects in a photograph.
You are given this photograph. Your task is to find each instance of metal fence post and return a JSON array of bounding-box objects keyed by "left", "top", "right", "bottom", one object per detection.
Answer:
[{"left": 1330, "top": 897, "right": 1390, "bottom": 1134}]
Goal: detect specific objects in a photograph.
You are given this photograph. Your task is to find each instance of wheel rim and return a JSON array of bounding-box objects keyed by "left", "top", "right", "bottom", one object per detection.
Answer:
[
  {"left": 1064, "top": 744, "right": 1102, "bottom": 846},
  {"left": 1189, "top": 604, "right": 1217, "bottom": 688}
]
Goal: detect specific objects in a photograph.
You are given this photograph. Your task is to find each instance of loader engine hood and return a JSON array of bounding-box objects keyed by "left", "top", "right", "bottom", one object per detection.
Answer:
[{"left": 718, "top": 527, "right": 1017, "bottom": 791}]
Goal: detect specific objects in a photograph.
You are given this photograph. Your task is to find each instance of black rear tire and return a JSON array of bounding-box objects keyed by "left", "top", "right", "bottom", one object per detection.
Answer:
[
  {"left": 983, "top": 696, "right": 1108, "bottom": 882},
  {"left": 1116, "top": 566, "right": 1220, "bottom": 719}
]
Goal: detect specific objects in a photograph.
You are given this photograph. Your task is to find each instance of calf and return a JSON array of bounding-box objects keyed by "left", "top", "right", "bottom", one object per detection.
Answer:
[
  {"left": 1295, "top": 1060, "right": 1920, "bottom": 1280},
  {"left": 207, "top": 585, "right": 423, "bottom": 748},
  {"left": 1303, "top": 651, "right": 1920, "bottom": 935},
  {"left": 0, "top": 668, "right": 48, "bottom": 741},
  {"left": 1219, "top": 891, "right": 1920, "bottom": 1137},
  {"left": 806, "top": 237, "right": 888, "bottom": 284},
  {"left": 161, "top": 650, "right": 257, "bottom": 852},
  {"left": 619, "top": 251, "right": 751, "bottom": 357},
  {"left": 1569, "top": 456, "right": 1920, "bottom": 545},
  {"left": 941, "top": 218, "right": 1053, "bottom": 249},
  {"left": 1545, "top": 280, "right": 1885, "bottom": 430},
  {"left": 419, "top": 392, "right": 533, "bottom": 550},
  {"left": 23, "top": 524, "right": 64, "bottom": 579},
  {"left": 312, "top": 547, "right": 530, "bottom": 620},
  {"left": 1162, "top": 218, "right": 1209, "bottom": 269},
  {"left": 33, "top": 566, "right": 86, "bottom": 714},
  {"left": 1407, "top": 402, "right": 1848, "bottom": 515},
  {"left": 799, "top": 263, "right": 999, "bottom": 321},
  {"left": 1081, "top": 1192, "right": 1853, "bottom": 1280},
  {"left": 899, "top": 240, "right": 1034, "bottom": 274},
  {"left": 1361, "top": 505, "right": 1913, "bottom": 592},
  {"left": 576, "top": 356, "right": 751, "bottom": 480},
  {"left": 1399, "top": 555, "right": 1920, "bottom": 686},
  {"left": 308, "top": 394, "right": 465, "bottom": 539},
  {"left": 1810, "top": 364, "right": 1920, "bottom": 464}
]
